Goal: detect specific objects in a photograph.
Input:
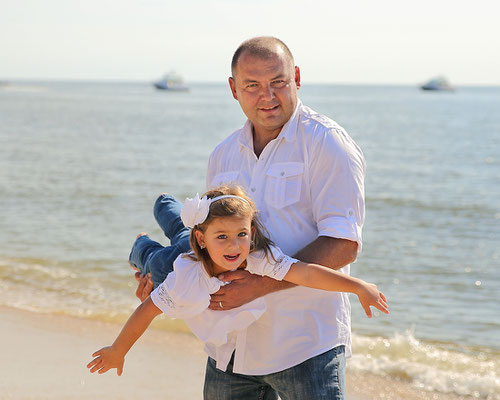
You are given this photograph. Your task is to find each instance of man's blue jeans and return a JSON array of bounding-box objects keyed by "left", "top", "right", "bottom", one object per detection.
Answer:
[
  {"left": 203, "top": 346, "right": 346, "bottom": 400},
  {"left": 128, "top": 194, "right": 191, "bottom": 288}
]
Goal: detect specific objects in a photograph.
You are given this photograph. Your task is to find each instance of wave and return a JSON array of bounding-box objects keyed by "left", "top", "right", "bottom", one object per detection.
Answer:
[{"left": 350, "top": 329, "right": 499, "bottom": 399}]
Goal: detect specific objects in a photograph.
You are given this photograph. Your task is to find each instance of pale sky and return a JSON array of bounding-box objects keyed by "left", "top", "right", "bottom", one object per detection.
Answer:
[{"left": 1, "top": 0, "right": 499, "bottom": 85}]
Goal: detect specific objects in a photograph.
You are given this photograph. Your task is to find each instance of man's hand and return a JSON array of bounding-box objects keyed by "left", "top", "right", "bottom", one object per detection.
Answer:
[
  {"left": 134, "top": 272, "right": 153, "bottom": 302},
  {"left": 208, "top": 269, "right": 293, "bottom": 310}
]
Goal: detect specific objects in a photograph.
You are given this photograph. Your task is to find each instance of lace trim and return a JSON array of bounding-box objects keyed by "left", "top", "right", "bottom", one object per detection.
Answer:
[
  {"left": 271, "top": 254, "right": 291, "bottom": 277},
  {"left": 156, "top": 284, "right": 175, "bottom": 308}
]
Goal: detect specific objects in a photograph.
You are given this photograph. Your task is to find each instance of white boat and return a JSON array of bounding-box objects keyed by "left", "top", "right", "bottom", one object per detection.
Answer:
[
  {"left": 153, "top": 71, "right": 189, "bottom": 91},
  {"left": 420, "top": 76, "right": 454, "bottom": 91}
]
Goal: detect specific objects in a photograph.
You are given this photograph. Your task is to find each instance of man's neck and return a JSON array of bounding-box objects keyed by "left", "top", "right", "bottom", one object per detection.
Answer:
[{"left": 252, "top": 126, "right": 283, "bottom": 158}]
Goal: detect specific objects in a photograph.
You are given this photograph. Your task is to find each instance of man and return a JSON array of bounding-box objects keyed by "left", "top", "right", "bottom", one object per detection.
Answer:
[{"left": 136, "top": 36, "right": 365, "bottom": 399}]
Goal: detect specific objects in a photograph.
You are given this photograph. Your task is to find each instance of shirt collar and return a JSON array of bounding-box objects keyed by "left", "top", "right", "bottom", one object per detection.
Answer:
[
  {"left": 238, "top": 99, "right": 302, "bottom": 150},
  {"left": 277, "top": 99, "right": 301, "bottom": 143}
]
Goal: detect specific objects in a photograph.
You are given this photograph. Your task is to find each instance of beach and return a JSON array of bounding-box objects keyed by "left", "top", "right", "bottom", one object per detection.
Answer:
[
  {"left": 3, "top": 305, "right": 479, "bottom": 400},
  {"left": 1, "top": 82, "right": 498, "bottom": 399}
]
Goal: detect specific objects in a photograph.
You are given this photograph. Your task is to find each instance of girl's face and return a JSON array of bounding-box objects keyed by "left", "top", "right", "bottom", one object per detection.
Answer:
[{"left": 195, "top": 216, "right": 253, "bottom": 275}]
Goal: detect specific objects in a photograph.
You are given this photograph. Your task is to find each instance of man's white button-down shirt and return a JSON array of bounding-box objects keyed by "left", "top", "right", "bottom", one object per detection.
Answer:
[{"left": 206, "top": 100, "right": 366, "bottom": 375}]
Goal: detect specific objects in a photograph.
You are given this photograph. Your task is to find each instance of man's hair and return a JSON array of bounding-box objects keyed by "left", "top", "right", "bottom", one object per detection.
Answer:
[{"left": 231, "top": 36, "right": 295, "bottom": 76}]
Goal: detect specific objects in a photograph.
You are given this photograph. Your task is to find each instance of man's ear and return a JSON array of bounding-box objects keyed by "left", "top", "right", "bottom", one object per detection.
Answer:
[
  {"left": 229, "top": 77, "right": 238, "bottom": 100},
  {"left": 294, "top": 66, "right": 301, "bottom": 89},
  {"left": 194, "top": 230, "right": 205, "bottom": 248}
]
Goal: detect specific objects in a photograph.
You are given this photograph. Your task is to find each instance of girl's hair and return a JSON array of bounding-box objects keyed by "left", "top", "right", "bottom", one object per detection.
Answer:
[{"left": 186, "top": 185, "right": 275, "bottom": 276}]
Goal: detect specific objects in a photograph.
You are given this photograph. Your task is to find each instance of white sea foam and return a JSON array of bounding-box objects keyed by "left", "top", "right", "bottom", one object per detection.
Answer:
[{"left": 350, "top": 330, "right": 499, "bottom": 399}]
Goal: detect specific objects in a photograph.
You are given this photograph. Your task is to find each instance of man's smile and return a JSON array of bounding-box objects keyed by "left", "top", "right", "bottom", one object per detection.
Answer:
[{"left": 259, "top": 105, "right": 280, "bottom": 112}]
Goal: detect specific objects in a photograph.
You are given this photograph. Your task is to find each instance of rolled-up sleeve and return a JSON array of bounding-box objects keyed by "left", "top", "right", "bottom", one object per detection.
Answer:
[
  {"left": 309, "top": 127, "right": 366, "bottom": 251},
  {"left": 247, "top": 247, "right": 298, "bottom": 281}
]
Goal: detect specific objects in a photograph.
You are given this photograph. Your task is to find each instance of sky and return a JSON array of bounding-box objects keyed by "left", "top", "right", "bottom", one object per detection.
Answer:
[{"left": 1, "top": 0, "right": 500, "bottom": 86}]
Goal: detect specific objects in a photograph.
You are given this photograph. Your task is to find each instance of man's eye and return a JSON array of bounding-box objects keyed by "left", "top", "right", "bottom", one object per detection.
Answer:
[
  {"left": 271, "top": 80, "right": 286, "bottom": 87},
  {"left": 238, "top": 232, "right": 248, "bottom": 237},
  {"left": 245, "top": 84, "right": 259, "bottom": 91},
  {"left": 217, "top": 235, "right": 227, "bottom": 239}
]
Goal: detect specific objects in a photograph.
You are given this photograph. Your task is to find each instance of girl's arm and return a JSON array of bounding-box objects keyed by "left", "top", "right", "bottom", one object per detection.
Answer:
[
  {"left": 284, "top": 262, "right": 389, "bottom": 317},
  {"left": 87, "top": 297, "right": 162, "bottom": 376}
]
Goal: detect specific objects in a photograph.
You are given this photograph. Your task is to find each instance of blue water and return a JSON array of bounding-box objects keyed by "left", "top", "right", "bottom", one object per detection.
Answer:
[{"left": 1, "top": 81, "right": 499, "bottom": 398}]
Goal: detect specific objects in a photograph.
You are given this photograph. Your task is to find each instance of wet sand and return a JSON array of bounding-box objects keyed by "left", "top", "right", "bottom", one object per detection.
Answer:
[{"left": 2, "top": 306, "right": 474, "bottom": 400}]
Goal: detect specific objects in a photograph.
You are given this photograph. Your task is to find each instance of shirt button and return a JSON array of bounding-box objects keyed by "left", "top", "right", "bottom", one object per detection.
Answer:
[
  {"left": 348, "top": 210, "right": 354, "bottom": 216},
  {"left": 251, "top": 188, "right": 256, "bottom": 192},
  {"left": 280, "top": 171, "right": 285, "bottom": 176}
]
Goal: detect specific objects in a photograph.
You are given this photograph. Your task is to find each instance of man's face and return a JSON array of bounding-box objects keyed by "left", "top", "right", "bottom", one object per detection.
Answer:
[{"left": 229, "top": 49, "right": 300, "bottom": 139}]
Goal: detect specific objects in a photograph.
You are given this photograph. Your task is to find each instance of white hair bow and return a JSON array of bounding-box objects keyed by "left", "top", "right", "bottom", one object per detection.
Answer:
[
  {"left": 180, "top": 194, "right": 211, "bottom": 228},
  {"left": 180, "top": 194, "right": 251, "bottom": 228}
]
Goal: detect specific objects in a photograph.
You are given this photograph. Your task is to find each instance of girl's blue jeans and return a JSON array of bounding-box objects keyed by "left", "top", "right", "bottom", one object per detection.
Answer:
[{"left": 129, "top": 194, "right": 191, "bottom": 288}]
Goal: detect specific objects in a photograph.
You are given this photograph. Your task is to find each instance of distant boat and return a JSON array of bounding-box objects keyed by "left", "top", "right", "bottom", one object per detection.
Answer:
[
  {"left": 153, "top": 71, "right": 189, "bottom": 91},
  {"left": 420, "top": 76, "right": 454, "bottom": 91}
]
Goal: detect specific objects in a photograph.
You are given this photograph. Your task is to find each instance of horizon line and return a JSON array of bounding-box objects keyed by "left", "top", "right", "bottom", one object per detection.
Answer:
[{"left": 2, "top": 78, "right": 499, "bottom": 88}]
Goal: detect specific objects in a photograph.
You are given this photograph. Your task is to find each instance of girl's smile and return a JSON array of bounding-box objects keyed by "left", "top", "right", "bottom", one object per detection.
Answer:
[{"left": 224, "top": 253, "right": 240, "bottom": 262}]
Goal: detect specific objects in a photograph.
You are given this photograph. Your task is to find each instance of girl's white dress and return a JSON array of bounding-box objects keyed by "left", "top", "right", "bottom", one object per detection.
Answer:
[{"left": 150, "top": 245, "right": 297, "bottom": 371}]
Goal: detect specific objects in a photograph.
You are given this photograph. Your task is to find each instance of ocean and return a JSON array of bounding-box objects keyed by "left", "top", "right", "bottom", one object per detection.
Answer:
[{"left": 1, "top": 81, "right": 499, "bottom": 399}]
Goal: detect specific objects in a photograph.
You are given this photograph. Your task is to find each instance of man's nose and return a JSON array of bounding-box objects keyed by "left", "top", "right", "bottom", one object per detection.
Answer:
[{"left": 259, "top": 84, "right": 275, "bottom": 100}]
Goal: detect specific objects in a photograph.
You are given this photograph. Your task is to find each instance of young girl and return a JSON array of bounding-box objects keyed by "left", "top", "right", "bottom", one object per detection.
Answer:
[{"left": 87, "top": 185, "right": 388, "bottom": 376}]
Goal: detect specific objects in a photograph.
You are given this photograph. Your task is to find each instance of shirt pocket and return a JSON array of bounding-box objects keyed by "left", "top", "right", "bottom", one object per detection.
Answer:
[
  {"left": 210, "top": 171, "right": 239, "bottom": 188},
  {"left": 264, "top": 162, "right": 304, "bottom": 209}
]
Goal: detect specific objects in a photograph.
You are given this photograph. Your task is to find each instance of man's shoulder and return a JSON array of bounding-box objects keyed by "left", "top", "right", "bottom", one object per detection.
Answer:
[
  {"left": 298, "top": 103, "right": 364, "bottom": 162},
  {"left": 299, "top": 104, "right": 345, "bottom": 136}
]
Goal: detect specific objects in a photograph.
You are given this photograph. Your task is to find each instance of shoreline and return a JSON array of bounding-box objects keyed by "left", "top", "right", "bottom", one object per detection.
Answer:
[{"left": 2, "top": 305, "right": 476, "bottom": 400}]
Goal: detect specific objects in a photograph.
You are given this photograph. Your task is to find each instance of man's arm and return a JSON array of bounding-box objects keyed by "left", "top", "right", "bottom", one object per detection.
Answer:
[
  {"left": 294, "top": 236, "right": 358, "bottom": 269},
  {"left": 208, "top": 236, "right": 357, "bottom": 310}
]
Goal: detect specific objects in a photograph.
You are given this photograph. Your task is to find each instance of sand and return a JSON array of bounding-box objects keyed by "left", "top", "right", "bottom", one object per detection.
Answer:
[
  {"left": 2, "top": 306, "right": 206, "bottom": 399},
  {"left": 2, "top": 306, "right": 475, "bottom": 400}
]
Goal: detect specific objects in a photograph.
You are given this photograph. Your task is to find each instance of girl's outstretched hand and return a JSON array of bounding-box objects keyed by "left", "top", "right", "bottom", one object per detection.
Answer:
[
  {"left": 357, "top": 282, "right": 389, "bottom": 318},
  {"left": 87, "top": 346, "right": 124, "bottom": 376}
]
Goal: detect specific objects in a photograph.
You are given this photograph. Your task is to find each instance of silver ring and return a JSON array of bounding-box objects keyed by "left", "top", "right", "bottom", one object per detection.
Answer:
[{"left": 219, "top": 301, "right": 223, "bottom": 309}]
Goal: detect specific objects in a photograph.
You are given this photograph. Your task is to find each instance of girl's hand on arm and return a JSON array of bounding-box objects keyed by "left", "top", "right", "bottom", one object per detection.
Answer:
[
  {"left": 355, "top": 281, "right": 389, "bottom": 318},
  {"left": 87, "top": 346, "right": 125, "bottom": 376}
]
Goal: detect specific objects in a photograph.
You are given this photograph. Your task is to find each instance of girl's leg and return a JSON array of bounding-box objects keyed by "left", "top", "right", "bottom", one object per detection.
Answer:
[
  {"left": 128, "top": 194, "right": 191, "bottom": 288},
  {"left": 153, "top": 194, "right": 190, "bottom": 251},
  {"left": 128, "top": 234, "right": 164, "bottom": 276},
  {"left": 129, "top": 234, "right": 185, "bottom": 288}
]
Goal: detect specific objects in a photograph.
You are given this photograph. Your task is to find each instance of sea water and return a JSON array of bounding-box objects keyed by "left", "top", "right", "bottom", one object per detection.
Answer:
[{"left": 1, "top": 81, "right": 499, "bottom": 399}]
